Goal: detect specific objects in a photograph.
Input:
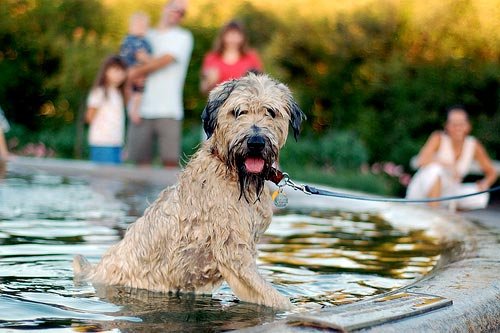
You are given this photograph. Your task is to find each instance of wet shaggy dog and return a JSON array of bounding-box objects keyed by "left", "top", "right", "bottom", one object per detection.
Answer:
[{"left": 73, "top": 73, "right": 305, "bottom": 309}]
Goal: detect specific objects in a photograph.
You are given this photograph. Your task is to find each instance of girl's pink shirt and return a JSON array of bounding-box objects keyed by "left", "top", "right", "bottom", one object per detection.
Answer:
[{"left": 202, "top": 50, "right": 263, "bottom": 84}]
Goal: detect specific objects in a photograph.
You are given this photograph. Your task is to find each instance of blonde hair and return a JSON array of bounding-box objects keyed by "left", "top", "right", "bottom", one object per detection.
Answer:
[{"left": 129, "top": 12, "right": 150, "bottom": 31}]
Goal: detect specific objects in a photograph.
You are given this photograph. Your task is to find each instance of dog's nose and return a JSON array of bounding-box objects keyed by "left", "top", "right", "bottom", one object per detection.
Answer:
[{"left": 247, "top": 135, "right": 265, "bottom": 152}]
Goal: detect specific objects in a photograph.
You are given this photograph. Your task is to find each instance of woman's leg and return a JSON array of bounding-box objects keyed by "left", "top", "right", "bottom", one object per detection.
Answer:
[
  {"left": 406, "top": 163, "right": 444, "bottom": 206},
  {"left": 426, "top": 176, "right": 442, "bottom": 208}
]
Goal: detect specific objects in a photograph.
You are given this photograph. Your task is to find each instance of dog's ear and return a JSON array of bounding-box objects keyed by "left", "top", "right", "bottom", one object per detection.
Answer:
[
  {"left": 289, "top": 99, "right": 307, "bottom": 141},
  {"left": 201, "top": 79, "right": 238, "bottom": 139}
]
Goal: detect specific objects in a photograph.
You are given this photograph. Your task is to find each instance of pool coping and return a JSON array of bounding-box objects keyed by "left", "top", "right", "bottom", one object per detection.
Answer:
[
  {"left": 7, "top": 157, "right": 500, "bottom": 332},
  {"left": 239, "top": 205, "right": 500, "bottom": 332}
]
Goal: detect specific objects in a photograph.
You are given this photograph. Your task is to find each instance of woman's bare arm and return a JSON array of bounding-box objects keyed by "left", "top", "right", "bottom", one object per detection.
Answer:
[
  {"left": 416, "top": 131, "right": 441, "bottom": 167},
  {"left": 474, "top": 141, "right": 498, "bottom": 190}
]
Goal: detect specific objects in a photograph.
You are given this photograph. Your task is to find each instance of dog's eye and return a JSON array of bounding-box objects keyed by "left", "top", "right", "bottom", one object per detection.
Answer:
[
  {"left": 266, "top": 108, "right": 276, "bottom": 118},
  {"left": 232, "top": 109, "right": 247, "bottom": 118}
]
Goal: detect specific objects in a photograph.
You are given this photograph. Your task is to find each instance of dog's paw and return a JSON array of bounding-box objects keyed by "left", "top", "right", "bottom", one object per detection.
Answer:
[{"left": 266, "top": 294, "right": 294, "bottom": 311}]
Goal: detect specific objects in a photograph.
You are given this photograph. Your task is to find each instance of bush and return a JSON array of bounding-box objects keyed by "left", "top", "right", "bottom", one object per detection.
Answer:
[
  {"left": 275, "top": 165, "right": 397, "bottom": 196},
  {"left": 6, "top": 122, "right": 76, "bottom": 158},
  {"left": 2, "top": 0, "right": 499, "bottom": 183},
  {"left": 280, "top": 130, "right": 368, "bottom": 171},
  {"left": 181, "top": 124, "right": 203, "bottom": 163}
]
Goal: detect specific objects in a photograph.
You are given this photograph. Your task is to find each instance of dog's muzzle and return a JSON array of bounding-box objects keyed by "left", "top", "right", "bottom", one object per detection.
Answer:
[{"left": 244, "top": 135, "right": 266, "bottom": 174}]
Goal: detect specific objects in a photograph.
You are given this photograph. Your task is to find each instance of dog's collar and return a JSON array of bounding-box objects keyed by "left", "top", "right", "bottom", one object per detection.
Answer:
[{"left": 267, "top": 167, "right": 285, "bottom": 186}]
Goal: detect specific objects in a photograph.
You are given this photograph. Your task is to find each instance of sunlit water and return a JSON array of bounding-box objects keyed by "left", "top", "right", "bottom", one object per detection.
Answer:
[{"left": 0, "top": 168, "right": 441, "bottom": 332}]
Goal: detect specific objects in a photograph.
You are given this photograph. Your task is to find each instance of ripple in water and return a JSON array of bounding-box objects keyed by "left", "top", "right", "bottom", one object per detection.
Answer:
[{"left": 0, "top": 169, "right": 441, "bottom": 331}]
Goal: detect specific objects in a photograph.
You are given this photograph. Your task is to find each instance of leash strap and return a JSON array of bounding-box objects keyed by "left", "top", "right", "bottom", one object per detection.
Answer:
[{"left": 268, "top": 168, "right": 500, "bottom": 204}]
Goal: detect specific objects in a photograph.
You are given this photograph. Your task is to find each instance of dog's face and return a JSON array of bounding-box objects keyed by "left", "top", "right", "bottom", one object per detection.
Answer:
[{"left": 201, "top": 73, "right": 305, "bottom": 200}]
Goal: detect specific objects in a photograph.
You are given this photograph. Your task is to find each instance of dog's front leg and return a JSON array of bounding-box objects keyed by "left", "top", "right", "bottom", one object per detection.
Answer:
[{"left": 217, "top": 252, "right": 292, "bottom": 310}]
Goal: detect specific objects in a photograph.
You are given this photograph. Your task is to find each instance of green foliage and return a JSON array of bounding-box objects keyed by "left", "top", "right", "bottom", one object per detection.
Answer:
[
  {"left": 278, "top": 129, "right": 392, "bottom": 193},
  {"left": 181, "top": 125, "right": 202, "bottom": 163},
  {"left": 1, "top": 0, "right": 500, "bottom": 195},
  {"left": 0, "top": 0, "right": 109, "bottom": 130},
  {"left": 266, "top": 2, "right": 500, "bottom": 165},
  {"left": 280, "top": 130, "right": 368, "bottom": 171},
  {"left": 6, "top": 122, "right": 76, "bottom": 158},
  {"left": 278, "top": 165, "right": 395, "bottom": 196}
]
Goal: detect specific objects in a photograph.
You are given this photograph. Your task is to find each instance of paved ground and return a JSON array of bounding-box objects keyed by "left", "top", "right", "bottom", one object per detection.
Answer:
[{"left": 462, "top": 204, "right": 500, "bottom": 232}]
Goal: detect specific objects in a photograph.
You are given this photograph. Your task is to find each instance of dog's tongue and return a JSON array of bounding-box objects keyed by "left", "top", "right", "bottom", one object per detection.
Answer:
[{"left": 245, "top": 157, "right": 265, "bottom": 173}]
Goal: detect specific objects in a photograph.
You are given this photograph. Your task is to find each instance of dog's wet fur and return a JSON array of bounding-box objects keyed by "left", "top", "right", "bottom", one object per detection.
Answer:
[{"left": 73, "top": 73, "right": 305, "bottom": 309}]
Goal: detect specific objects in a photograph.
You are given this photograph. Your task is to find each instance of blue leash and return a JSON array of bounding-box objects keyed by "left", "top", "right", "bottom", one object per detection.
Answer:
[
  {"left": 268, "top": 168, "right": 500, "bottom": 204},
  {"left": 301, "top": 183, "right": 500, "bottom": 203}
]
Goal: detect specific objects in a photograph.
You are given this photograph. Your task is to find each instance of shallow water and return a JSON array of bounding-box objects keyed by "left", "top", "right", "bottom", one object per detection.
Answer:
[{"left": 0, "top": 169, "right": 441, "bottom": 332}]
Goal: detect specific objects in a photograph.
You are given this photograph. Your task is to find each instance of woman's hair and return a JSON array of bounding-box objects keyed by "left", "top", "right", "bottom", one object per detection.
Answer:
[
  {"left": 446, "top": 104, "right": 469, "bottom": 122},
  {"left": 212, "top": 20, "right": 250, "bottom": 55},
  {"left": 92, "top": 55, "right": 127, "bottom": 97}
]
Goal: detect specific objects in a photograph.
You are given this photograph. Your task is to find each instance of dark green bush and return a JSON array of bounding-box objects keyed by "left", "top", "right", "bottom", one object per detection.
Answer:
[
  {"left": 280, "top": 130, "right": 368, "bottom": 171},
  {"left": 1, "top": 0, "right": 499, "bottom": 194},
  {"left": 6, "top": 122, "right": 76, "bottom": 158}
]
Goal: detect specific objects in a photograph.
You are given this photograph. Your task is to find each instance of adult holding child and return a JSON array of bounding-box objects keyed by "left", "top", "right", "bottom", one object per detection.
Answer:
[
  {"left": 406, "top": 105, "right": 498, "bottom": 210},
  {"left": 200, "top": 20, "right": 263, "bottom": 95},
  {"left": 127, "top": 0, "right": 193, "bottom": 168},
  {"left": 120, "top": 11, "right": 153, "bottom": 126}
]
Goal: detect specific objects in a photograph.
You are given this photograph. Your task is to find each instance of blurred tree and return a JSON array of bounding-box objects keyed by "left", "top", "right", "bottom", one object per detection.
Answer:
[
  {"left": 266, "top": 0, "right": 500, "bottom": 165},
  {"left": 1, "top": 0, "right": 499, "bottom": 166},
  {"left": 0, "top": 0, "right": 108, "bottom": 131}
]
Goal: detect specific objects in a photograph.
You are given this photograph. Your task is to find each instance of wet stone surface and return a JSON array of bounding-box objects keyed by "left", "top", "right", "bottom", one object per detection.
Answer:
[{"left": 288, "top": 291, "right": 452, "bottom": 331}]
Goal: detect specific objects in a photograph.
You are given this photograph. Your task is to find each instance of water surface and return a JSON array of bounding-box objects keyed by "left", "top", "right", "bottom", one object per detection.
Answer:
[{"left": 0, "top": 168, "right": 441, "bottom": 331}]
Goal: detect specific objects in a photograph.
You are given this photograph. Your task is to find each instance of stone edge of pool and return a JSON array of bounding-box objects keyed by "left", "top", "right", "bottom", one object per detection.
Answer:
[
  {"left": 244, "top": 191, "right": 500, "bottom": 332},
  {"left": 7, "top": 157, "right": 500, "bottom": 332}
]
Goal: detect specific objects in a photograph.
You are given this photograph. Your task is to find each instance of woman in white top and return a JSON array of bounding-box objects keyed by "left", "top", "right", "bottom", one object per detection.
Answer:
[
  {"left": 406, "top": 106, "right": 497, "bottom": 210},
  {"left": 85, "top": 55, "right": 127, "bottom": 164}
]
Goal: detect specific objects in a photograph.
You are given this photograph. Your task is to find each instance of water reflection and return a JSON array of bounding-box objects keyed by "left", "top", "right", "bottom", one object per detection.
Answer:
[
  {"left": 0, "top": 170, "right": 441, "bottom": 331},
  {"left": 263, "top": 210, "right": 441, "bottom": 280},
  {"left": 70, "top": 286, "right": 277, "bottom": 332}
]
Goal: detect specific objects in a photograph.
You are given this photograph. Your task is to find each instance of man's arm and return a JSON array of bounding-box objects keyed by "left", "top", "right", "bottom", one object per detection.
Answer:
[{"left": 128, "top": 54, "right": 175, "bottom": 80}]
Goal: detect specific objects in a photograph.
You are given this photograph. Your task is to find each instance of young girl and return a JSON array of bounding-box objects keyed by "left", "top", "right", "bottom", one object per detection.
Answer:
[{"left": 86, "top": 55, "right": 127, "bottom": 164}]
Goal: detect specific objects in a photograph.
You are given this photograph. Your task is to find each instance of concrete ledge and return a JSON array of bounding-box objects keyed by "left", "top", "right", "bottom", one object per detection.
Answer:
[
  {"left": 239, "top": 196, "right": 500, "bottom": 332},
  {"left": 8, "top": 156, "right": 179, "bottom": 186},
  {"left": 7, "top": 157, "right": 500, "bottom": 332}
]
